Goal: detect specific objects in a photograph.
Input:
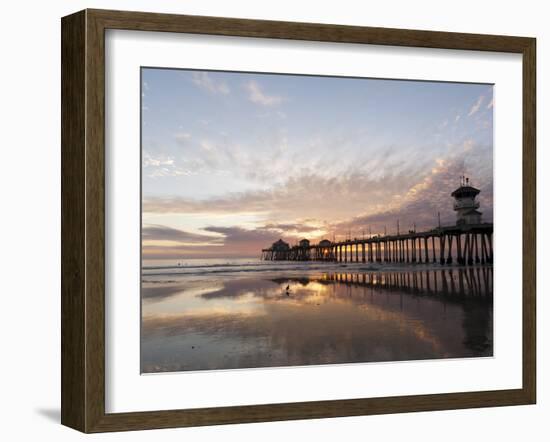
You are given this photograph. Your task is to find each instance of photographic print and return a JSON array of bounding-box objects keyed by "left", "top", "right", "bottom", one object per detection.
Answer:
[{"left": 140, "top": 68, "right": 494, "bottom": 374}]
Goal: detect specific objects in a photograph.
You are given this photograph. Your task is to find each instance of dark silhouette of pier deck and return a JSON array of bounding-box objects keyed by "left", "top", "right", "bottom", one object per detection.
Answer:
[{"left": 261, "top": 223, "right": 493, "bottom": 266}]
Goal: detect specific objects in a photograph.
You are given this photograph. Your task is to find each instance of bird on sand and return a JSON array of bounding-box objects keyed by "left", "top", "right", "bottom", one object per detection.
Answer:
[{"left": 285, "top": 285, "right": 290, "bottom": 296}]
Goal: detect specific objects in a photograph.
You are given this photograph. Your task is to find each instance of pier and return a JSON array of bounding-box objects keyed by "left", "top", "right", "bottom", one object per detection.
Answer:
[
  {"left": 261, "top": 223, "right": 493, "bottom": 265},
  {"left": 261, "top": 176, "right": 493, "bottom": 266}
]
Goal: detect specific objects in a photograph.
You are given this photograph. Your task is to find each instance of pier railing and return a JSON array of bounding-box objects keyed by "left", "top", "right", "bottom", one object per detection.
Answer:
[{"left": 261, "top": 223, "right": 493, "bottom": 266}]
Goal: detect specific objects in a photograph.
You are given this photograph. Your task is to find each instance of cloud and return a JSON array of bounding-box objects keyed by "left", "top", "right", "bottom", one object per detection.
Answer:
[
  {"left": 143, "top": 141, "right": 492, "bottom": 258},
  {"left": 154, "top": 125, "right": 422, "bottom": 191},
  {"left": 468, "top": 96, "right": 485, "bottom": 117},
  {"left": 143, "top": 225, "right": 292, "bottom": 259},
  {"left": 245, "top": 80, "right": 283, "bottom": 106},
  {"left": 203, "top": 226, "right": 284, "bottom": 244},
  {"left": 191, "top": 72, "right": 230, "bottom": 95},
  {"left": 142, "top": 152, "right": 174, "bottom": 168},
  {"left": 487, "top": 98, "right": 494, "bottom": 109},
  {"left": 455, "top": 114, "right": 461, "bottom": 123},
  {"left": 141, "top": 81, "right": 149, "bottom": 100},
  {"left": 142, "top": 171, "right": 417, "bottom": 221},
  {"left": 263, "top": 222, "right": 320, "bottom": 233},
  {"left": 142, "top": 150, "right": 205, "bottom": 178},
  {"left": 144, "top": 138, "right": 491, "bottom": 225},
  {"left": 333, "top": 146, "right": 493, "bottom": 236},
  {"left": 142, "top": 224, "right": 221, "bottom": 244},
  {"left": 142, "top": 137, "right": 438, "bottom": 221},
  {"left": 174, "top": 132, "right": 191, "bottom": 143}
]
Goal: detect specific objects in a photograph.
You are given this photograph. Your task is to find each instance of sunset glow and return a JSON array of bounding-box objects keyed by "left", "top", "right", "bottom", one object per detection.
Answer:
[{"left": 141, "top": 69, "right": 493, "bottom": 260}]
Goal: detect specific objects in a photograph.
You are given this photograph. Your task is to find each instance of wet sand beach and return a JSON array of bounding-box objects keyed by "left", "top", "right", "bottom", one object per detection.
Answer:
[{"left": 141, "top": 261, "right": 493, "bottom": 373}]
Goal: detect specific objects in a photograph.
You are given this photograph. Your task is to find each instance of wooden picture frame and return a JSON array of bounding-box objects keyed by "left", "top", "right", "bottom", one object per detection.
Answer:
[{"left": 61, "top": 8, "right": 536, "bottom": 433}]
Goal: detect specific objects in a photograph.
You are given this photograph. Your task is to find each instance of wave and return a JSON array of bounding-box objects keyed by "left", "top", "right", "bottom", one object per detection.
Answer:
[
  {"left": 143, "top": 261, "right": 275, "bottom": 271},
  {"left": 141, "top": 261, "right": 468, "bottom": 277}
]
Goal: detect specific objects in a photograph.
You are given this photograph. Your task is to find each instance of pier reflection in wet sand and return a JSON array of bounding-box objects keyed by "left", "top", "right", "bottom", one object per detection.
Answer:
[{"left": 141, "top": 267, "right": 493, "bottom": 373}]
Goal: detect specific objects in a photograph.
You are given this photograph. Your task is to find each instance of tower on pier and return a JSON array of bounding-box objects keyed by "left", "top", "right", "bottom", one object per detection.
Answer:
[{"left": 451, "top": 176, "right": 482, "bottom": 225}]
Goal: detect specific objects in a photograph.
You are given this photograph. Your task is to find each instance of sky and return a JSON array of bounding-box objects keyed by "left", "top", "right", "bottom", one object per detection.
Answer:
[{"left": 141, "top": 68, "right": 493, "bottom": 260}]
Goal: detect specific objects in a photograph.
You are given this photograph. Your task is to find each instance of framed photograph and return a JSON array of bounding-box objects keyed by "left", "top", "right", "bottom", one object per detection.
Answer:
[{"left": 61, "top": 9, "right": 536, "bottom": 433}]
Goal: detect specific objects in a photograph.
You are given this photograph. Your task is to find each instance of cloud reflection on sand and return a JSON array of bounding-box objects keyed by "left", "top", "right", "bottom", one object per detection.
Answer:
[{"left": 141, "top": 268, "right": 492, "bottom": 373}]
